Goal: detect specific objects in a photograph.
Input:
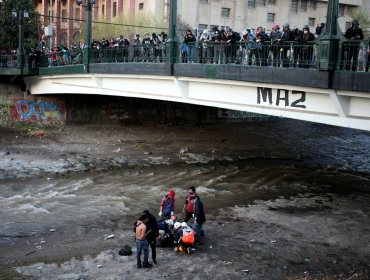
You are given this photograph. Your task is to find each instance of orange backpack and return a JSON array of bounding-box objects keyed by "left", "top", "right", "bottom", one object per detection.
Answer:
[{"left": 182, "top": 229, "right": 195, "bottom": 245}]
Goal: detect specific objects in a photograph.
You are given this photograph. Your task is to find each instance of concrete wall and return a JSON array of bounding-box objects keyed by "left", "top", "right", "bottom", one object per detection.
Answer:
[
  {"left": 0, "top": 82, "right": 271, "bottom": 128},
  {"left": 0, "top": 82, "right": 66, "bottom": 127}
]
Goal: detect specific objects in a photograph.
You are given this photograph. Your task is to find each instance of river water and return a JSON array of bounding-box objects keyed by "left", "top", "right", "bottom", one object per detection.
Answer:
[{"left": 1, "top": 120, "right": 370, "bottom": 279}]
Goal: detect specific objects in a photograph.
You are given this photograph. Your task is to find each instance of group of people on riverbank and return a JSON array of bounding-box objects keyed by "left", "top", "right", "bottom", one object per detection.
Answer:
[{"left": 134, "top": 186, "right": 206, "bottom": 268}]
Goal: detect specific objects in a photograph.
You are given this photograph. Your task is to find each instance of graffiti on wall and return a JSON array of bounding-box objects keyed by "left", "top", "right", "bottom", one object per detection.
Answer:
[
  {"left": 15, "top": 100, "right": 64, "bottom": 123},
  {"left": 0, "top": 95, "right": 65, "bottom": 127}
]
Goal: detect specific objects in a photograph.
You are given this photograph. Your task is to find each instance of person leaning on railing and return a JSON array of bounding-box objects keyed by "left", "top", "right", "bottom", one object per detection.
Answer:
[
  {"left": 255, "top": 26, "right": 270, "bottom": 67},
  {"left": 280, "top": 23, "right": 295, "bottom": 68},
  {"left": 291, "top": 25, "right": 304, "bottom": 68},
  {"left": 183, "top": 29, "right": 196, "bottom": 63},
  {"left": 301, "top": 25, "right": 316, "bottom": 69},
  {"left": 270, "top": 23, "right": 283, "bottom": 67},
  {"left": 340, "top": 19, "right": 364, "bottom": 72}
]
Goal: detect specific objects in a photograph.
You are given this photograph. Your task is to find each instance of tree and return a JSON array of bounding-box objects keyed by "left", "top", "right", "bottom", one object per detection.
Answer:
[
  {"left": 0, "top": 0, "right": 41, "bottom": 52},
  {"left": 349, "top": 9, "right": 370, "bottom": 37},
  {"left": 79, "top": 12, "right": 167, "bottom": 42}
]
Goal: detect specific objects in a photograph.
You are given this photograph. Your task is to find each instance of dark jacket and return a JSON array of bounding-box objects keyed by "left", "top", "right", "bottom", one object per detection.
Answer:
[
  {"left": 194, "top": 196, "right": 206, "bottom": 224},
  {"left": 293, "top": 29, "right": 304, "bottom": 44},
  {"left": 344, "top": 27, "right": 364, "bottom": 41},
  {"left": 183, "top": 32, "right": 196, "bottom": 44},
  {"left": 146, "top": 213, "right": 159, "bottom": 242}
]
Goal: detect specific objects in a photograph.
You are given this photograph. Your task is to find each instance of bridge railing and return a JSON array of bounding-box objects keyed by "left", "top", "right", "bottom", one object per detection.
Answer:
[
  {"left": 1, "top": 40, "right": 369, "bottom": 74},
  {"left": 338, "top": 40, "right": 370, "bottom": 72}
]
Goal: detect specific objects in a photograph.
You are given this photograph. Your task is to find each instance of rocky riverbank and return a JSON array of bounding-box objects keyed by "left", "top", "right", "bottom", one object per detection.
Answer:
[{"left": 0, "top": 120, "right": 370, "bottom": 280}]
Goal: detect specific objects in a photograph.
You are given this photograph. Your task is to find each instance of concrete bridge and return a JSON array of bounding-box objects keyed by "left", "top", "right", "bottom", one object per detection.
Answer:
[{"left": 6, "top": 61, "right": 364, "bottom": 132}]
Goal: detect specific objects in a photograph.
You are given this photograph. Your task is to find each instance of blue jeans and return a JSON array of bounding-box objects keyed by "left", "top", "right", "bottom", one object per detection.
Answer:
[
  {"left": 136, "top": 239, "right": 149, "bottom": 266},
  {"left": 193, "top": 221, "right": 203, "bottom": 240}
]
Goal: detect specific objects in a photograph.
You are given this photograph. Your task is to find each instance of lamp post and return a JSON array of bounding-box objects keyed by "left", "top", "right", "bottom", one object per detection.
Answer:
[
  {"left": 166, "top": 0, "right": 179, "bottom": 65},
  {"left": 77, "top": 0, "right": 95, "bottom": 68},
  {"left": 12, "top": 9, "right": 29, "bottom": 69},
  {"left": 318, "top": 0, "right": 339, "bottom": 71}
]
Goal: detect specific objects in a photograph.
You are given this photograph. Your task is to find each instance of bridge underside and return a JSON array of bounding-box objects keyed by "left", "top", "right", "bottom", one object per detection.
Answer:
[
  {"left": 24, "top": 63, "right": 370, "bottom": 131},
  {"left": 24, "top": 69, "right": 370, "bottom": 131}
]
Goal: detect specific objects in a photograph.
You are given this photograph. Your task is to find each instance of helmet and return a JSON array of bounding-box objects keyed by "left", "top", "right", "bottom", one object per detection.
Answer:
[
  {"left": 283, "top": 23, "right": 290, "bottom": 29},
  {"left": 303, "top": 25, "right": 310, "bottom": 31},
  {"left": 181, "top": 222, "right": 188, "bottom": 228},
  {"left": 168, "top": 190, "right": 175, "bottom": 197},
  {"left": 174, "top": 222, "right": 181, "bottom": 230},
  {"left": 242, "top": 29, "right": 248, "bottom": 36},
  {"left": 352, "top": 19, "right": 359, "bottom": 26}
]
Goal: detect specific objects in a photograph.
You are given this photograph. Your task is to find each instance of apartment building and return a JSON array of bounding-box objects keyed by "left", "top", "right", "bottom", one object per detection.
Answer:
[
  {"left": 178, "top": 0, "right": 368, "bottom": 35},
  {"left": 35, "top": 0, "right": 368, "bottom": 48}
]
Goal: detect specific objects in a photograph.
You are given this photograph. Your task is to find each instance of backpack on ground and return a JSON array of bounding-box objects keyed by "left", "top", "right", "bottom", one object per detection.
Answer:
[{"left": 118, "top": 245, "right": 132, "bottom": 256}]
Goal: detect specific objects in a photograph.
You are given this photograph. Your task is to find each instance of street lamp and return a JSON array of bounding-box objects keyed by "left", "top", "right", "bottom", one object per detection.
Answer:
[
  {"left": 77, "top": 0, "right": 95, "bottom": 67},
  {"left": 318, "top": 0, "right": 340, "bottom": 71},
  {"left": 12, "top": 8, "right": 29, "bottom": 69},
  {"left": 166, "top": 0, "right": 179, "bottom": 65}
]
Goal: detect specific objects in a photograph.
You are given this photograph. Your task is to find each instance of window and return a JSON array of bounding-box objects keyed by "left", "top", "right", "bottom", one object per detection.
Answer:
[
  {"left": 75, "top": 8, "right": 80, "bottom": 20},
  {"left": 139, "top": 3, "right": 144, "bottom": 10},
  {"left": 308, "top": 17, "right": 315, "bottom": 27},
  {"left": 198, "top": 24, "right": 208, "bottom": 31},
  {"left": 248, "top": 0, "right": 255, "bottom": 8},
  {"left": 339, "top": 4, "right": 344, "bottom": 17},
  {"left": 62, "top": 9, "right": 67, "bottom": 22},
  {"left": 113, "top": 2, "right": 117, "bottom": 17},
  {"left": 210, "top": 25, "right": 218, "bottom": 31},
  {"left": 221, "top": 8, "right": 230, "bottom": 17},
  {"left": 258, "top": 0, "right": 265, "bottom": 6},
  {"left": 291, "top": 0, "right": 298, "bottom": 13},
  {"left": 309, "top": 0, "right": 316, "bottom": 10},
  {"left": 102, "top": 4, "right": 105, "bottom": 16},
  {"left": 268, "top": 0, "right": 276, "bottom": 4},
  {"left": 267, "top": 13, "right": 275, "bottom": 22},
  {"left": 301, "top": 0, "right": 307, "bottom": 12},
  {"left": 200, "top": 0, "right": 208, "bottom": 3}
]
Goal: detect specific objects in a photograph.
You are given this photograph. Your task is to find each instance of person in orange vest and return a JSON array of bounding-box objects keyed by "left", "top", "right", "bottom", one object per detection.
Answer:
[
  {"left": 158, "top": 190, "right": 176, "bottom": 219},
  {"left": 173, "top": 222, "right": 196, "bottom": 254}
]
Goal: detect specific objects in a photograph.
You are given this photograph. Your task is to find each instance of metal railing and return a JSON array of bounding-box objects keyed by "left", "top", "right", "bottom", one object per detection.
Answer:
[{"left": 1, "top": 40, "right": 369, "bottom": 73}]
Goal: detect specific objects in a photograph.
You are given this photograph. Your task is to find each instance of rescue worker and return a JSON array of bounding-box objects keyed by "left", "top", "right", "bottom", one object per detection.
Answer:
[
  {"left": 182, "top": 186, "right": 197, "bottom": 223},
  {"left": 158, "top": 190, "right": 176, "bottom": 220}
]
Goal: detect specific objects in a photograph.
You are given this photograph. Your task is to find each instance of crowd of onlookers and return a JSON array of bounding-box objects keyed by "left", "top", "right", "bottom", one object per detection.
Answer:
[{"left": 0, "top": 20, "right": 369, "bottom": 72}]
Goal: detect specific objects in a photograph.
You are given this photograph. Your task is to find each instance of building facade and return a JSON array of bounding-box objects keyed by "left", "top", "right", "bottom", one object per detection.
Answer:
[{"left": 35, "top": 0, "right": 368, "bottom": 48}]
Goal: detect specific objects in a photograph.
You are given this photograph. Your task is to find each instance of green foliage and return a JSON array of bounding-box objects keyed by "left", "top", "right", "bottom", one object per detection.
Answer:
[
  {"left": 349, "top": 9, "right": 370, "bottom": 37},
  {"left": 0, "top": 0, "right": 41, "bottom": 52},
  {"left": 81, "top": 12, "right": 167, "bottom": 42}
]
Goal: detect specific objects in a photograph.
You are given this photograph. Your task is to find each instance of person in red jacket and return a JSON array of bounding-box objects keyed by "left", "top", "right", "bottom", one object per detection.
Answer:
[
  {"left": 158, "top": 190, "right": 176, "bottom": 219},
  {"left": 182, "top": 186, "right": 197, "bottom": 223}
]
